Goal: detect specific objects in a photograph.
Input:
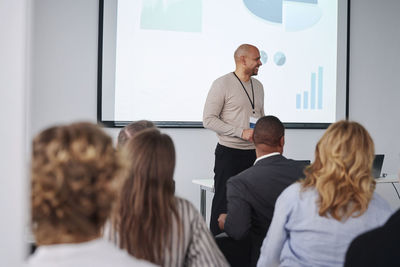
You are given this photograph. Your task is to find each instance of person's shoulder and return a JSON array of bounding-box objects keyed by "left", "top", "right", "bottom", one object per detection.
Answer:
[
  {"left": 285, "top": 182, "right": 302, "bottom": 192},
  {"left": 288, "top": 159, "right": 310, "bottom": 174},
  {"left": 270, "top": 183, "right": 302, "bottom": 214},
  {"left": 175, "top": 196, "right": 194, "bottom": 208},
  {"left": 345, "top": 227, "right": 382, "bottom": 267},
  {"left": 110, "top": 251, "right": 157, "bottom": 267},
  {"left": 175, "top": 197, "right": 210, "bottom": 229},
  {"left": 227, "top": 166, "right": 257, "bottom": 186},
  {"left": 229, "top": 158, "right": 299, "bottom": 186},
  {"left": 385, "top": 208, "right": 400, "bottom": 226},
  {"left": 213, "top": 72, "right": 236, "bottom": 84},
  {"left": 260, "top": 155, "right": 298, "bottom": 168},
  {"left": 175, "top": 197, "right": 199, "bottom": 217},
  {"left": 250, "top": 76, "right": 263, "bottom": 87},
  {"left": 217, "top": 72, "right": 235, "bottom": 80},
  {"left": 232, "top": 165, "right": 255, "bottom": 178},
  {"left": 27, "top": 240, "right": 157, "bottom": 267},
  {"left": 99, "top": 241, "right": 157, "bottom": 267},
  {"left": 279, "top": 182, "right": 302, "bottom": 200},
  {"left": 209, "top": 73, "right": 234, "bottom": 93},
  {"left": 370, "top": 192, "right": 393, "bottom": 213},
  {"left": 353, "top": 224, "right": 384, "bottom": 246}
]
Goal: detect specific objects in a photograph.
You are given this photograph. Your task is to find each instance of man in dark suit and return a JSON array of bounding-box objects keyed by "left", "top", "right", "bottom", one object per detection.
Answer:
[{"left": 217, "top": 115, "right": 308, "bottom": 267}]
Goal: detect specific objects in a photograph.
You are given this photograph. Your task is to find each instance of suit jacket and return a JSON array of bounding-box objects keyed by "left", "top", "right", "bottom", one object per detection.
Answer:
[
  {"left": 224, "top": 154, "right": 307, "bottom": 266},
  {"left": 344, "top": 208, "right": 400, "bottom": 267}
]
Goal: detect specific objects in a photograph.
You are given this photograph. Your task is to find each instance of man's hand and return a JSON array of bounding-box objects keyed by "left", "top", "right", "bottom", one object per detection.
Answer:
[
  {"left": 241, "top": 129, "right": 254, "bottom": 142},
  {"left": 218, "top": 213, "right": 227, "bottom": 230}
]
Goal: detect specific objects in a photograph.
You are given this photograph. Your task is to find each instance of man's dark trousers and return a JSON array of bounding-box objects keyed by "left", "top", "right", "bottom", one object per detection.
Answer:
[{"left": 210, "top": 143, "right": 256, "bottom": 235}]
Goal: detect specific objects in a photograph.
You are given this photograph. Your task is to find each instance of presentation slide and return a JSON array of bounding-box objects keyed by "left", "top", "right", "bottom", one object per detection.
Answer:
[{"left": 100, "top": 0, "right": 347, "bottom": 126}]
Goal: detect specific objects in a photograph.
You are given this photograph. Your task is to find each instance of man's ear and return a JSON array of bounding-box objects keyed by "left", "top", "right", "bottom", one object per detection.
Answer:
[
  {"left": 280, "top": 136, "right": 285, "bottom": 147},
  {"left": 240, "top": 55, "right": 247, "bottom": 66}
]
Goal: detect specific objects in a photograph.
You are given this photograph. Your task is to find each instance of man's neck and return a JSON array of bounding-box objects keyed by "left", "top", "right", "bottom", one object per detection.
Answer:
[
  {"left": 36, "top": 227, "right": 100, "bottom": 246},
  {"left": 256, "top": 145, "right": 282, "bottom": 158},
  {"left": 234, "top": 69, "right": 251, "bottom": 82},
  {"left": 254, "top": 151, "right": 281, "bottom": 165},
  {"left": 256, "top": 150, "right": 280, "bottom": 159}
]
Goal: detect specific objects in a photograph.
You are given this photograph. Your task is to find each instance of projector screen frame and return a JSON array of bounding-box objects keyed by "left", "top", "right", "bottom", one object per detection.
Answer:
[{"left": 97, "top": 0, "right": 350, "bottom": 129}]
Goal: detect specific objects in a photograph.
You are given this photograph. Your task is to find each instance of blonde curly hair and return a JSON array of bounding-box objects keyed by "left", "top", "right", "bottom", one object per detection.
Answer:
[
  {"left": 301, "top": 120, "right": 376, "bottom": 221},
  {"left": 31, "top": 122, "right": 125, "bottom": 244}
]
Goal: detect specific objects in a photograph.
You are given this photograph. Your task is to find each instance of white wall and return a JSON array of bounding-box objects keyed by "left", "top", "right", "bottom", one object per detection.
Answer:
[
  {"left": 0, "top": 0, "right": 29, "bottom": 265},
  {"left": 30, "top": 0, "right": 98, "bottom": 135},
  {"left": 29, "top": 0, "right": 400, "bottom": 220},
  {"left": 348, "top": 0, "right": 400, "bottom": 176}
]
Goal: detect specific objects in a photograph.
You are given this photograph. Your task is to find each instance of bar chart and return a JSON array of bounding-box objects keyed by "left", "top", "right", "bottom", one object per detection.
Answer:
[{"left": 296, "top": 66, "right": 323, "bottom": 110}]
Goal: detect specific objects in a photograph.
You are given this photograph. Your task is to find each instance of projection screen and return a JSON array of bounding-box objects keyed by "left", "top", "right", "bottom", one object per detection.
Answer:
[{"left": 98, "top": 0, "right": 349, "bottom": 128}]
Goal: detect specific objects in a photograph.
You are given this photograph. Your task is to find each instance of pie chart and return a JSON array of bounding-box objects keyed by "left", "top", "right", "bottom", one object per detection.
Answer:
[{"left": 243, "top": 0, "right": 322, "bottom": 31}]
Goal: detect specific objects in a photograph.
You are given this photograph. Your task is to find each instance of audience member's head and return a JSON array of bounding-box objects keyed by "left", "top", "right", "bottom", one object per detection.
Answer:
[
  {"left": 253, "top": 115, "right": 285, "bottom": 154},
  {"left": 302, "top": 120, "right": 375, "bottom": 220},
  {"left": 115, "top": 128, "right": 180, "bottom": 264},
  {"left": 31, "top": 122, "right": 125, "bottom": 245},
  {"left": 117, "top": 120, "right": 155, "bottom": 149}
]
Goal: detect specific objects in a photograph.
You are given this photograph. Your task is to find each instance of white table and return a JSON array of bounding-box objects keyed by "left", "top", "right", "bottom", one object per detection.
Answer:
[
  {"left": 375, "top": 176, "right": 400, "bottom": 208},
  {"left": 376, "top": 176, "right": 398, "bottom": 184},
  {"left": 192, "top": 179, "right": 214, "bottom": 220},
  {"left": 192, "top": 176, "right": 400, "bottom": 220}
]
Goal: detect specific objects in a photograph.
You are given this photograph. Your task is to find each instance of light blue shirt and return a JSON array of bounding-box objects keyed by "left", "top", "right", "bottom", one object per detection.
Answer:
[{"left": 257, "top": 183, "right": 393, "bottom": 267}]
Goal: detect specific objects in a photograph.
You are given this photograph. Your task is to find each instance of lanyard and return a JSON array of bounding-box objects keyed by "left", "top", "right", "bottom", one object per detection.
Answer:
[{"left": 233, "top": 72, "right": 255, "bottom": 113}]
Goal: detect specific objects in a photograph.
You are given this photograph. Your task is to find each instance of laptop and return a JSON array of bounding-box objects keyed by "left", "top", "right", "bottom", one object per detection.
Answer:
[{"left": 372, "top": 154, "right": 384, "bottom": 178}]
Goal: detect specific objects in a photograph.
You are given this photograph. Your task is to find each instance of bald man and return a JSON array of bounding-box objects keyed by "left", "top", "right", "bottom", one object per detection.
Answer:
[{"left": 203, "top": 44, "right": 265, "bottom": 235}]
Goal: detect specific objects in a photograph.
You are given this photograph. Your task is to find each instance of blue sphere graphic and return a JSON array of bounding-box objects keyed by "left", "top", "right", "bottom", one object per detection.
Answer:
[
  {"left": 274, "top": 52, "right": 286, "bottom": 66},
  {"left": 260, "top": 50, "right": 268, "bottom": 64}
]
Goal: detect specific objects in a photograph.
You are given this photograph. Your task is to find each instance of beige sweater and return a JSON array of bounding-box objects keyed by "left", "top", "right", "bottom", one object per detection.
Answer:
[{"left": 203, "top": 72, "right": 265, "bottom": 149}]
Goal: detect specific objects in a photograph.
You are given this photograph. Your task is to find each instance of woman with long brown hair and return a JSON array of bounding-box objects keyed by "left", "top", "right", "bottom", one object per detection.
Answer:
[
  {"left": 28, "top": 122, "right": 154, "bottom": 267},
  {"left": 257, "top": 120, "right": 393, "bottom": 267},
  {"left": 112, "top": 128, "right": 228, "bottom": 267}
]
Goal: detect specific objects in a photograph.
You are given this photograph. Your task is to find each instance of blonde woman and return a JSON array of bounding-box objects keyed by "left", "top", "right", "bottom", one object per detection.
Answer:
[
  {"left": 112, "top": 128, "right": 228, "bottom": 267},
  {"left": 257, "top": 121, "right": 392, "bottom": 267},
  {"left": 28, "top": 123, "right": 155, "bottom": 267}
]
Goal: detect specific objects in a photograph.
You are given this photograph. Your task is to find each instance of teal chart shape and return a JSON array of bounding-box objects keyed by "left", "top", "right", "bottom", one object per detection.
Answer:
[
  {"left": 243, "top": 0, "right": 321, "bottom": 31},
  {"left": 260, "top": 50, "right": 268, "bottom": 64},
  {"left": 141, "top": 0, "right": 202, "bottom": 32},
  {"left": 242, "top": 0, "right": 283, "bottom": 23},
  {"left": 274, "top": 52, "right": 286, "bottom": 66}
]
